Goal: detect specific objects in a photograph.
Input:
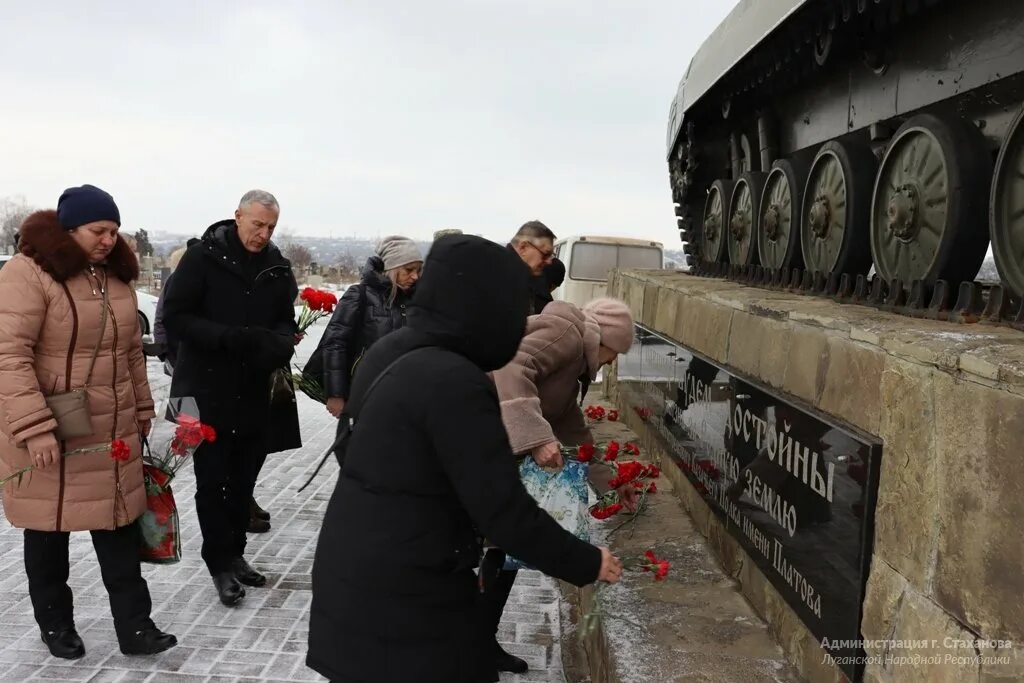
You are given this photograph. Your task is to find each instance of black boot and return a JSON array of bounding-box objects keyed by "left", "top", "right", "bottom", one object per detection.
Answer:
[
  {"left": 213, "top": 571, "right": 246, "bottom": 606},
  {"left": 494, "top": 639, "right": 528, "bottom": 674},
  {"left": 250, "top": 497, "right": 270, "bottom": 521},
  {"left": 40, "top": 627, "right": 85, "bottom": 660},
  {"left": 246, "top": 513, "right": 271, "bottom": 534},
  {"left": 478, "top": 550, "right": 527, "bottom": 674},
  {"left": 231, "top": 557, "right": 267, "bottom": 587},
  {"left": 118, "top": 625, "right": 177, "bottom": 656}
]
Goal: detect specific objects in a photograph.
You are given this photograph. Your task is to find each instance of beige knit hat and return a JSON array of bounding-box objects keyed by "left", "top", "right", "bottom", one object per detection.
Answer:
[
  {"left": 582, "top": 298, "right": 634, "bottom": 353},
  {"left": 376, "top": 235, "right": 423, "bottom": 271}
]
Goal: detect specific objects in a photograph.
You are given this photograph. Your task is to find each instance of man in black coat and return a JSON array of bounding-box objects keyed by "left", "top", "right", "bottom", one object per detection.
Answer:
[
  {"left": 307, "top": 234, "right": 622, "bottom": 683},
  {"left": 506, "top": 220, "right": 556, "bottom": 314},
  {"left": 162, "top": 190, "right": 298, "bottom": 607}
]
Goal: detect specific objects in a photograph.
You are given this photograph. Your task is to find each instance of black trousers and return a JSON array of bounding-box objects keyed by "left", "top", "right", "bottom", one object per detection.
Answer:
[
  {"left": 478, "top": 548, "right": 518, "bottom": 642},
  {"left": 193, "top": 432, "right": 266, "bottom": 574},
  {"left": 24, "top": 524, "right": 153, "bottom": 637}
]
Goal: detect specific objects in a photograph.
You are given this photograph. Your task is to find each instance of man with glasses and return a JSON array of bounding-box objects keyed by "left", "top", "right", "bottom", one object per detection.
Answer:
[{"left": 508, "top": 220, "right": 556, "bottom": 314}]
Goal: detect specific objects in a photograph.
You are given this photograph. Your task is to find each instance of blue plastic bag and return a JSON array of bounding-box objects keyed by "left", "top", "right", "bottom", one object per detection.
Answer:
[{"left": 504, "top": 457, "right": 591, "bottom": 571}]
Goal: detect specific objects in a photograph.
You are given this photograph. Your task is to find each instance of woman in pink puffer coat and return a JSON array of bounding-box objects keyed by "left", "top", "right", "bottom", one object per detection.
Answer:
[{"left": 0, "top": 185, "right": 176, "bottom": 661}]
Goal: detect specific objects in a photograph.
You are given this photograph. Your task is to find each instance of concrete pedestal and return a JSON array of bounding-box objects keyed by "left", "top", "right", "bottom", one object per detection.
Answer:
[{"left": 607, "top": 270, "right": 1024, "bottom": 683}]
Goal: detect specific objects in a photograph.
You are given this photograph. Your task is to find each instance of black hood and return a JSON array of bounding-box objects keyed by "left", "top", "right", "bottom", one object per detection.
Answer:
[
  {"left": 408, "top": 234, "right": 529, "bottom": 372},
  {"left": 360, "top": 255, "right": 393, "bottom": 292}
]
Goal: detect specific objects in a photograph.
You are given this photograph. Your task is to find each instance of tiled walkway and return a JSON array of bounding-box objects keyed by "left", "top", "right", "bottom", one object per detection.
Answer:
[{"left": 0, "top": 323, "right": 566, "bottom": 682}]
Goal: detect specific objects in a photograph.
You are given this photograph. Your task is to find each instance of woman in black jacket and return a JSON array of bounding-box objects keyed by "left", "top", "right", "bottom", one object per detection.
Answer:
[
  {"left": 307, "top": 234, "right": 622, "bottom": 683},
  {"left": 320, "top": 235, "right": 423, "bottom": 418}
]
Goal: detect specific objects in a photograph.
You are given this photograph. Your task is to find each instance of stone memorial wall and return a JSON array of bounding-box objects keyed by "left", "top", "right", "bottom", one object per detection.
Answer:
[{"left": 606, "top": 270, "right": 1024, "bottom": 683}]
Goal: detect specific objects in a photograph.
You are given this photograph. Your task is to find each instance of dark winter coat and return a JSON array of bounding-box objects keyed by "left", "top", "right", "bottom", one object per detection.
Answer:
[
  {"left": 319, "top": 256, "right": 414, "bottom": 400},
  {"left": 530, "top": 274, "right": 554, "bottom": 315},
  {"left": 162, "top": 220, "right": 298, "bottom": 440},
  {"left": 506, "top": 243, "right": 538, "bottom": 315},
  {"left": 307, "top": 235, "right": 603, "bottom": 683}
]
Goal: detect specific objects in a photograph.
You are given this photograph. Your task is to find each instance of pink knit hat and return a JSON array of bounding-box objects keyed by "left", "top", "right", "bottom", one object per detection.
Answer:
[{"left": 583, "top": 298, "right": 634, "bottom": 354}]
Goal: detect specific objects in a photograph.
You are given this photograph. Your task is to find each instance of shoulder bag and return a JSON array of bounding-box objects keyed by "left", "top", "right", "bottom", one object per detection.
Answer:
[{"left": 45, "top": 278, "right": 109, "bottom": 441}]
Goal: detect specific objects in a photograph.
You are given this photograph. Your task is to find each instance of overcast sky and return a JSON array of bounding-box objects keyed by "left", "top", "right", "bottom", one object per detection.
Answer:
[{"left": 0, "top": 1, "right": 735, "bottom": 245}]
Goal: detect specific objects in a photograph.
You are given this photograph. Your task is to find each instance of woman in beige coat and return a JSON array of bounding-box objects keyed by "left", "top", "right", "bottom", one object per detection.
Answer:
[
  {"left": 0, "top": 185, "right": 176, "bottom": 660},
  {"left": 485, "top": 296, "right": 637, "bottom": 674}
]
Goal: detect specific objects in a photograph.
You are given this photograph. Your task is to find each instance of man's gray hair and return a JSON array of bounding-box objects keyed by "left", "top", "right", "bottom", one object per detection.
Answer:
[{"left": 238, "top": 189, "right": 280, "bottom": 212}]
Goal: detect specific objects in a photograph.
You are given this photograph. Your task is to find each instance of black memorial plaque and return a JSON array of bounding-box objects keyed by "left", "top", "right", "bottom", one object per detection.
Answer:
[{"left": 617, "top": 325, "right": 882, "bottom": 682}]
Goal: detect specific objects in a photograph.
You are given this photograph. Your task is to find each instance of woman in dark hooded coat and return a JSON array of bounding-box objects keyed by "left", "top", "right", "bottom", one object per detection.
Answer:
[{"left": 307, "top": 235, "right": 621, "bottom": 683}]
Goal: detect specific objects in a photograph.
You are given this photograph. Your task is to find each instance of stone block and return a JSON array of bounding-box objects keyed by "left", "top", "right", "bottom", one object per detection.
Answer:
[
  {"left": 642, "top": 283, "right": 660, "bottom": 328},
  {"left": 818, "top": 336, "right": 884, "bottom": 435},
  {"left": 782, "top": 326, "right": 830, "bottom": 406},
  {"left": 726, "top": 311, "right": 763, "bottom": 378},
  {"left": 757, "top": 316, "right": 793, "bottom": 390},
  {"left": 621, "top": 276, "right": 645, "bottom": 322},
  {"left": 980, "top": 643, "right": 1024, "bottom": 681},
  {"left": 932, "top": 373, "right": 1024, "bottom": 640},
  {"left": 882, "top": 590, "right": 982, "bottom": 683},
  {"left": 652, "top": 288, "right": 682, "bottom": 339},
  {"left": 861, "top": 559, "right": 910, "bottom": 658},
  {"left": 685, "top": 298, "right": 734, "bottom": 363},
  {"left": 706, "top": 517, "right": 743, "bottom": 579},
  {"left": 733, "top": 556, "right": 767, "bottom": 621},
  {"left": 872, "top": 360, "right": 938, "bottom": 587}
]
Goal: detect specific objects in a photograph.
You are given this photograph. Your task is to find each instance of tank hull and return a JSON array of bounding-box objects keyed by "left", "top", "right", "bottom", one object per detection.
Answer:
[{"left": 669, "top": 0, "right": 1024, "bottom": 298}]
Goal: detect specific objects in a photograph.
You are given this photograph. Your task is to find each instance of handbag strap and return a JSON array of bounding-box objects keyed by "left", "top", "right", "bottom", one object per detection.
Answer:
[
  {"left": 82, "top": 270, "right": 110, "bottom": 388},
  {"left": 297, "top": 345, "right": 434, "bottom": 493}
]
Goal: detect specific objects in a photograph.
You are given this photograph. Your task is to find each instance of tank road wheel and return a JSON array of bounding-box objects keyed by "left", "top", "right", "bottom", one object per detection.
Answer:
[
  {"left": 992, "top": 108, "right": 1024, "bottom": 299},
  {"left": 703, "top": 179, "right": 735, "bottom": 263},
  {"left": 758, "top": 159, "right": 808, "bottom": 271},
  {"left": 871, "top": 113, "right": 992, "bottom": 287},
  {"left": 727, "top": 172, "right": 766, "bottom": 266},
  {"left": 800, "top": 140, "right": 876, "bottom": 277}
]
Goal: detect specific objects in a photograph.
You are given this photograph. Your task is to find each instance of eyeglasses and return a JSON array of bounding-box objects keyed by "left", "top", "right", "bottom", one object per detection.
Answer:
[{"left": 523, "top": 240, "right": 555, "bottom": 262}]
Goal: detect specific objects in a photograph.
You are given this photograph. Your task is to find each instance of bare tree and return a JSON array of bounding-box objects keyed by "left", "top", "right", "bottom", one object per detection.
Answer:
[
  {"left": 0, "top": 196, "right": 34, "bottom": 251},
  {"left": 284, "top": 242, "right": 313, "bottom": 271},
  {"left": 336, "top": 251, "right": 360, "bottom": 281}
]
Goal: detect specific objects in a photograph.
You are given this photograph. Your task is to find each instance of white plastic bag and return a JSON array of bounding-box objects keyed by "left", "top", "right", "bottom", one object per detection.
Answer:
[{"left": 504, "top": 457, "right": 591, "bottom": 571}]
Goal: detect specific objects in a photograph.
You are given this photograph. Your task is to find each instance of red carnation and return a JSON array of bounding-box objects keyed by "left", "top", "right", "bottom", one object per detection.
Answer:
[
  {"left": 603, "top": 441, "right": 621, "bottom": 462},
  {"left": 641, "top": 464, "right": 661, "bottom": 479},
  {"left": 576, "top": 443, "right": 596, "bottom": 463},
  {"left": 625, "top": 442, "right": 640, "bottom": 456},
  {"left": 110, "top": 439, "right": 131, "bottom": 462},
  {"left": 200, "top": 424, "right": 217, "bottom": 444},
  {"left": 590, "top": 503, "right": 623, "bottom": 520},
  {"left": 634, "top": 481, "right": 657, "bottom": 494},
  {"left": 608, "top": 410, "right": 619, "bottom": 422}
]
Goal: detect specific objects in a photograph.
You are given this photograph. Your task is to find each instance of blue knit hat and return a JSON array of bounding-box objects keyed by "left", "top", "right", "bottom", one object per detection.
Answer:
[{"left": 57, "top": 184, "right": 121, "bottom": 231}]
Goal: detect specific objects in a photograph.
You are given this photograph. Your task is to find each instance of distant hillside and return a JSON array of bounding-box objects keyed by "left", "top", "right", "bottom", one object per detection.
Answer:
[{"left": 147, "top": 230, "right": 431, "bottom": 267}]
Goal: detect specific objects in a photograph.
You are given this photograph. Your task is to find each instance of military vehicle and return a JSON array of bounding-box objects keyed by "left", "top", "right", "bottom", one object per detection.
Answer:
[{"left": 667, "top": 0, "right": 1024, "bottom": 299}]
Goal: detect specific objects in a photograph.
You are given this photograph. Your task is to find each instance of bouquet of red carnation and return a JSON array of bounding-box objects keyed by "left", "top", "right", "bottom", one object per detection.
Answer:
[
  {"left": 584, "top": 405, "right": 607, "bottom": 421},
  {"left": 139, "top": 398, "right": 216, "bottom": 564},
  {"left": 297, "top": 287, "right": 338, "bottom": 334}
]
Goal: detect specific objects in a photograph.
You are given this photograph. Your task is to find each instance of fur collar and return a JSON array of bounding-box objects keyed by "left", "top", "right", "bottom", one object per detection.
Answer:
[{"left": 18, "top": 210, "right": 139, "bottom": 283}]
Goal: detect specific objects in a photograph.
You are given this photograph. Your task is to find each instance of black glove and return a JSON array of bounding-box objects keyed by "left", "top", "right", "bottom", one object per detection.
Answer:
[
  {"left": 221, "top": 327, "right": 259, "bottom": 353},
  {"left": 250, "top": 328, "right": 295, "bottom": 369}
]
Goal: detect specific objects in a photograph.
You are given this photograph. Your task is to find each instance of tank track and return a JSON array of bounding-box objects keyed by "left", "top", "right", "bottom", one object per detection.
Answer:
[
  {"left": 692, "top": 261, "right": 1022, "bottom": 328},
  {"left": 671, "top": 0, "right": 949, "bottom": 268}
]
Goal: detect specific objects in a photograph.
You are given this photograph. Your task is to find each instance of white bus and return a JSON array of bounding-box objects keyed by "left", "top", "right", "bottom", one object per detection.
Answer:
[{"left": 551, "top": 235, "right": 663, "bottom": 308}]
